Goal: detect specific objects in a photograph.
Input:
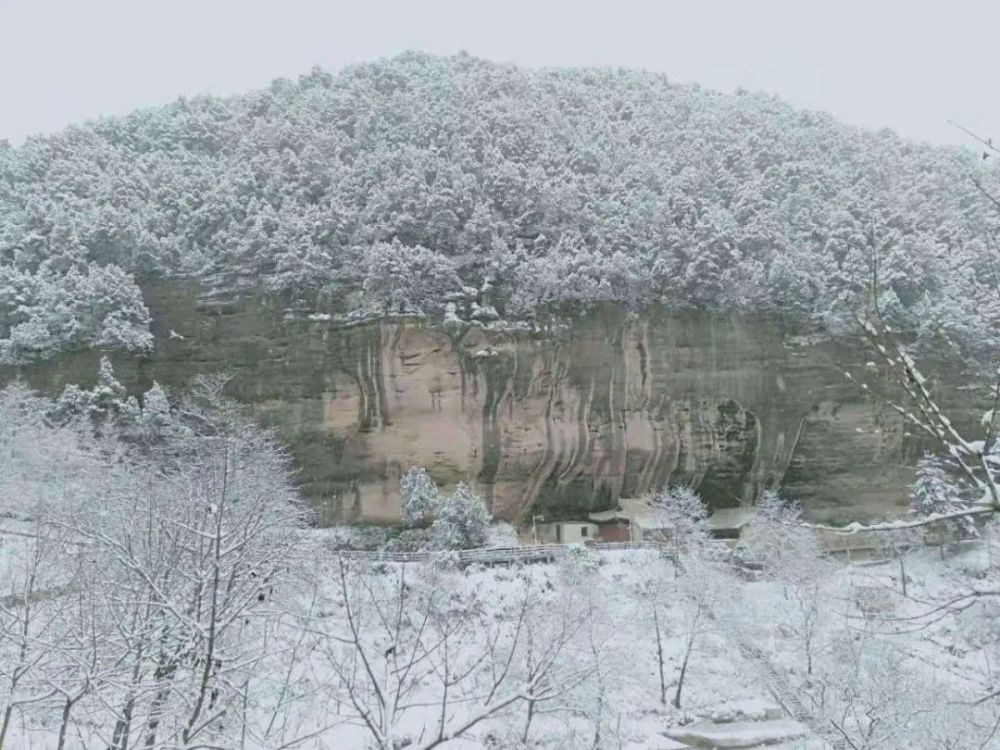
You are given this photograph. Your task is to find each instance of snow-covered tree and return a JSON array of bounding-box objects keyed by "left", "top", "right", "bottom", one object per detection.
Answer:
[
  {"left": 821, "top": 627, "right": 989, "bottom": 749},
  {"left": 429, "top": 483, "right": 491, "bottom": 550},
  {"left": 398, "top": 469, "right": 491, "bottom": 549},
  {"left": 52, "top": 356, "right": 138, "bottom": 430},
  {"left": 643, "top": 485, "right": 711, "bottom": 557},
  {"left": 361, "top": 240, "right": 461, "bottom": 315},
  {"left": 672, "top": 554, "right": 729, "bottom": 709},
  {"left": 629, "top": 552, "right": 675, "bottom": 706},
  {"left": 315, "top": 557, "right": 584, "bottom": 750},
  {"left": 0, "top": 264, "right": 151, "bottom": 365},
  {"left": 638, "top": 486, "right": 729, "bottom": 710},
  {"left": 748, "top": 492, "right": 833, "bottom": 677},
  {"left": 831, "top": 310, "right": 1000, "bottom": 534},
  {"left": 0, "top": 377, "right": 307, "bottom": 749},
  {"left": 399, "top": 466, "right": 440, "bottom": 528},
  {"left": 3, "top": 53, "right": 998, "bottom": 360},
  {"left": 910, "top": 453, "right": 979, "bottom": 543}
]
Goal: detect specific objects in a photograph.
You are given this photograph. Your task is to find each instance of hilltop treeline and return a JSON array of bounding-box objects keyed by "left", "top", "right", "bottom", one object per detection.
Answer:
[{"left": 2, "top": 52, "right": 998, "bottom": 363}]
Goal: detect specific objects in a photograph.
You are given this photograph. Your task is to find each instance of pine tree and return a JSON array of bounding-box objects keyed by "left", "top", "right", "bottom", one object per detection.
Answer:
[
  {"left": 430, "top": 483, "right": 491, "bottom": 550},
  {"left": 910, "top": 454, "right": 978, "bottom": 540},
  {"left": 399, "top": 466, "right": 440, "bottom": 528}
]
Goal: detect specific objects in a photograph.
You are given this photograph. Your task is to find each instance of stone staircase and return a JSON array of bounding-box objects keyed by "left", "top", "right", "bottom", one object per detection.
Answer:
[{"left": 714, "top": 617, "right": 850, "bottom": 750}]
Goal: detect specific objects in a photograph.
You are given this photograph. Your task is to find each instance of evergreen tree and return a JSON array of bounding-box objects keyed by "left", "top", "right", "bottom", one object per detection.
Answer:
[
  {"left": 429, "top": 483, "right": 491, "bottom": 550},
  {"left": 399, "top": 466, "right": 441, "bottom": 528},
  {"left": 1, "top": 52, "right": 997, "bottom": 362},
  {"left": 910, "top": 454, "right": 978, "bottom": 540}
]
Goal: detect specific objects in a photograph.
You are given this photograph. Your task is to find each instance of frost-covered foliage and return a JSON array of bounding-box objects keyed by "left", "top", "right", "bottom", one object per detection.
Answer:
[
  {"left": 747, "top": 492, "right": 834, "bottom": 677},
  {"left": 52, "top": 356, "right": 137, "bottom": 426},
  {"left": 2, "top": 52, "right": 998, "bottom": 361},
  {"left": 747, "top": 490, "right": 829, "bottom": 578},
  {"left": 5, "top": 383, "right": 1000, "bottom": 747},
  {"left": 361, "top": 239, "right": 461, "bottom": 314},
  {"left": 0, "top": 262, "right": 151, "bottom": 364},
  {"left": 910, "top": 453, "right": 980, "bottom": 539},
  {"left": 644, "top": 485, "right": 711, "bottom": 555},
  {"left": 399, "top": 467, "right": 492, "bottom": 549},
  {"left": 399, "top": 466, "right": 440, "bottom": 527},
  {"left": 0, "top": 383, "right": 97, "bottom": 520},
  {"left": 430, "top": 482, "right": 491, "bottom": 549},
  {"left": 50, "top": 358, "right": 188, "bottom": 455},
  {"left": 122, "top": 380, "right": 186, "bottom": 447},
  {"left": 0, "top": 378, "right": 305, "bottom": 750}
]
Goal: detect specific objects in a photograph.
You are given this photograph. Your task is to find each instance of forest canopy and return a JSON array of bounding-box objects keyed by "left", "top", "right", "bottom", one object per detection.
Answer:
[{"left": 1, "top": 52, "right": 998, "bottom": 363}]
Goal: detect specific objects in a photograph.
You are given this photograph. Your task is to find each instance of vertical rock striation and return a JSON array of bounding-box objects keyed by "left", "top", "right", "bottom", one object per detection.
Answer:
[{"left": 2, "top": 282, "right": 940, "bottom": 525}]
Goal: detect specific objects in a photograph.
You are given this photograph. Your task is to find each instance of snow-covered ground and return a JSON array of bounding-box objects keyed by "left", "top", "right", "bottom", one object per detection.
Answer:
[
  {"left": 3, "top": 524, "right": 1000, "bottom": 748},
  {"left": 257, "top": 547, "right": 785, "bottom": 749}
]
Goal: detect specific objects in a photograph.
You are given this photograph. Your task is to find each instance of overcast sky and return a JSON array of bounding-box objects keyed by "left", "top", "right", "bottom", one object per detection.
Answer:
[{"left": 1, "top": 0, "right": 996, "bottom": 146}]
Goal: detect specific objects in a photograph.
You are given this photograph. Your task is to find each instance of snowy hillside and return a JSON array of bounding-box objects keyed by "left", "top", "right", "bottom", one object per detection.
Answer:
[
  {"left": 2, "top": 348, "right": 1000, "bottom": 748},
  {"left": 2, "top": 53, "right": 999, "bottom": 364}
]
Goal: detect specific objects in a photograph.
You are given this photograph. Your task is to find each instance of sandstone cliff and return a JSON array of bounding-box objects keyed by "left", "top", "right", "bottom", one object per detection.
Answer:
[{"left": 2, "top": 282, "right": 936, "bottom": 525}]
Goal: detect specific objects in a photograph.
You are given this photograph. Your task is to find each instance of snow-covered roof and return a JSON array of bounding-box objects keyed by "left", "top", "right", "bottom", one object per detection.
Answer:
[
  {"left": 708, "top": 507, "right": 755, "bottom": 531},
  {"left": 588, "top": 498, "right": 663, "bottom": 529},
  {"left": 592, "top": 501, "right": 756, "bottom": 531},
  {"left": 817, "top": 528, "right": 882, "bottom": 552},
  {"left": 588, "top": 508, "right": 620, "bottom": 523}
]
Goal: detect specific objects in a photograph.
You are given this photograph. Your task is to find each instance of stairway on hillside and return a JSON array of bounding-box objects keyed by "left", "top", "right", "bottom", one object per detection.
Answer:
[{"left": 712, "top": 616, "right": 849, "bottom": 750}]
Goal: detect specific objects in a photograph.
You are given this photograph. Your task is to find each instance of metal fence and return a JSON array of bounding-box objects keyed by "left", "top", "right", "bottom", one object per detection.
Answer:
[{"left": 334, "top": 541, "right": 675, "bottom": 565}]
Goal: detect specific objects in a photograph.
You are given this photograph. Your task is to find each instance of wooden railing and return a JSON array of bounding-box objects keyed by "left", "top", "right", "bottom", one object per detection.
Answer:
[{"left": 334, "top": 541, "right": 675, "bottom": 565}]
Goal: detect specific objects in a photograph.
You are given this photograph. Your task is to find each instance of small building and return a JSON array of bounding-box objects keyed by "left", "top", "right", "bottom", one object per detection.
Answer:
[
  {"left": 817, "top": 529, "right": 883, "bottom": 561},
  {"left": 554, "top": 521, "right": 599, "bottom": 544},
  {"left": 526, "top": 521, "right": 599, "bottom": 545},
  {"left": 593, "top": 521, "right": 631, "bottom": 543},
  {"left": 590, "top": 500, "right": 756, "bottom": 545},
  {"left": 707, "top": 507, "right": 755, "bottom": 543},
  {"left": 589, "top": 498, "right": 665, "bottom": 542}
]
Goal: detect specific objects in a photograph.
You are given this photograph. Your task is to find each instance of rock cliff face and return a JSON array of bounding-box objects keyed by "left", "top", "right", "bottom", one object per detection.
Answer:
[{"left": 2, "top": 283, "right": 931, "bottom": 525}]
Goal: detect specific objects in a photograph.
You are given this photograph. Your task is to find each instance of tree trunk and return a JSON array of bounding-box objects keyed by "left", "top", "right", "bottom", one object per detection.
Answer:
[
  {"left": 673, "top": 633, "right": 696, "bottom": 709},
  {"left": 110, "top": 695, "right": 135, "bottom": 750},
  {"left": 144, "top": 688, "right": 168, "bottom": 749},
  {"left": 144, "top": 654, "right": 178, "bottom": 750},
  {"left": 0, "top": 705, "right": 14, "bottom": 749},
  {"left": 653, "top": 609, "right": 666, "bottom": 705},
  {"left": 521, "top": 699, "right": 535, "bottom": 744},
  {"left": 184, "top": 441, "right": 230, "bottom": 746},
  {"left": 57, "top": 696, "right": 79, "bottom": 750}
]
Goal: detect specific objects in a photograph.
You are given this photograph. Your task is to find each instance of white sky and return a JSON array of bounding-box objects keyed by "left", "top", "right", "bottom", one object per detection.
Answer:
[{"left": 0, "top": 0, "right": 997, "bottom": 146}]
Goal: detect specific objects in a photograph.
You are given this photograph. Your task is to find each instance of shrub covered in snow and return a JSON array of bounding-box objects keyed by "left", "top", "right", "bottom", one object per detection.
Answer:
[
  {"left": 399, "top": 466, "right": 441, "bottom": 528},
  {"left": 399, "top": 467, "right": 492, "bottom": 549},
  {"left": 429, "top": 482, "right": 491, "bottom": 550}
]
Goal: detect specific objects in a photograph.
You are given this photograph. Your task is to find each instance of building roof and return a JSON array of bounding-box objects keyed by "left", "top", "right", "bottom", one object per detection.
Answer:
[
  {"left": 589, "top": 498, "right": 664, "bottom": 529},
  {"left": 592, "top": 500, "right": 758, "bottom": 532},
  {"left": 588, "top": 508, "right": 622, "bottom": 523},
  {"left": 817, "top": 529, "right": 882, "bottom": 553},
  {"left": 708, "top": 507, "right": 756, "bottom": 531}
]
